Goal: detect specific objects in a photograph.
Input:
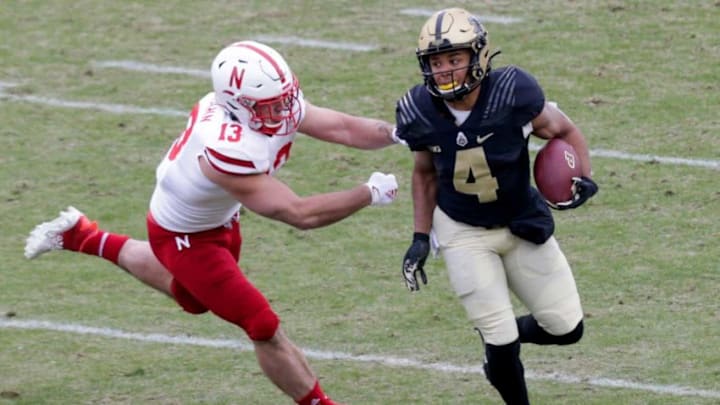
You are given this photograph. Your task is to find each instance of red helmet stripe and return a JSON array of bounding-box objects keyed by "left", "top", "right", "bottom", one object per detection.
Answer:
[{"left": 235, "top": 42, "right": 286, "bottom": 83}]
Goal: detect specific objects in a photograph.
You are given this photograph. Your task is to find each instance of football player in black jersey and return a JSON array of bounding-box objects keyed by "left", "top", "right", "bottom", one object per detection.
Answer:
[{"left": 396, "top": 8, "right": 599, "bottom": 405}]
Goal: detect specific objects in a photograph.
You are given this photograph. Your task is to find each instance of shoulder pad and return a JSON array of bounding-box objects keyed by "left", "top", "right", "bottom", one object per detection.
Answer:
[
  {"left": 395, "top": 85, "right": 438, "bottom": 146},
  {"left": 482, "top": 65, "right": 544, "bottom": 122},
  {"left": 203, "top": 119, "right": 271, "bottom": 175}
]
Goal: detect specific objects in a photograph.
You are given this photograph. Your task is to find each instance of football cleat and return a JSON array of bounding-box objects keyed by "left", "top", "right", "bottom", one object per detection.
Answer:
[{"left": 24, "top": 206, "right": 97, "bottom": 259}]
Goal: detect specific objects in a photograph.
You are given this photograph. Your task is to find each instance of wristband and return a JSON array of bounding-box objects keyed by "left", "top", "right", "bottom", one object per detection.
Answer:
[{"left": 413, "top": 232, "right": 430, "bottom": 243}]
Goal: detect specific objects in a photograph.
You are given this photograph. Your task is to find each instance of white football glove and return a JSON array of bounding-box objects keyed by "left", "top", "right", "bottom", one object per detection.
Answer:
[{"left": 365, "top": 172, "right": 398, "bottom": 206}]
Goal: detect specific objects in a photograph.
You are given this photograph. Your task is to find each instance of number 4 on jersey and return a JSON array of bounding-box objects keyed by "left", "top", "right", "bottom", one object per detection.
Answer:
[{"left": 453, "top": 146, "right": 499, "bottom": 203}]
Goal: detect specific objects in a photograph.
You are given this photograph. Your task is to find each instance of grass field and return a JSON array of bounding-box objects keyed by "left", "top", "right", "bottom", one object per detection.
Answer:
[{"left": 1, "top": 1, "right": 718, "bottom": 404}]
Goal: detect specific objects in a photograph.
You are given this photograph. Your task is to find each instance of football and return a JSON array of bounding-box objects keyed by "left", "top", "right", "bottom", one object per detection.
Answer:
[{"left": 533, "top": 138, "right": 582, "bottom": 204}]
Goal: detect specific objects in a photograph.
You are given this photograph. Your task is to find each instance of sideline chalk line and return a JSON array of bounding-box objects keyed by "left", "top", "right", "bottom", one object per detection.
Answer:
[{"left": 1, "top": 318, "right": 718, "bottom": 400}]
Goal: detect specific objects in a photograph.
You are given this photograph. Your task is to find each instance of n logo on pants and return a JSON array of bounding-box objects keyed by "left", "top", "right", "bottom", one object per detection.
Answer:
[{"left": 175, "top": 235, "right": 191, "bottom": 251}]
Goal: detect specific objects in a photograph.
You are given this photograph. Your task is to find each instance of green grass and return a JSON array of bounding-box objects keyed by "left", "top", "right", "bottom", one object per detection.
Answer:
[{"left": 1, "top": 1, "right": 719, "bottom": 404}]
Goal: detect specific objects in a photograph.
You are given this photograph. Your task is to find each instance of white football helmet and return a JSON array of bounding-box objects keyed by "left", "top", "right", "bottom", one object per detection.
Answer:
[{"left": 211, "top": 40, "right": 301, "bottom": 135}]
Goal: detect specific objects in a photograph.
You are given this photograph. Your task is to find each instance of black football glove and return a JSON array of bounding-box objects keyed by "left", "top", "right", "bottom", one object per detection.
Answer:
[
  {"left": 553, "top": 176, "right": 599, "bottom": 210},
  {"left": 402, "top": 232, "right": 430, "bottom": 291}
]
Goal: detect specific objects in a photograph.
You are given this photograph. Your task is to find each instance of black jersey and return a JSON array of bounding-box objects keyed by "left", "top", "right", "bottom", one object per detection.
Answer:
[{"left": 396, "top": 65, "right": 554, "bottom": 244}]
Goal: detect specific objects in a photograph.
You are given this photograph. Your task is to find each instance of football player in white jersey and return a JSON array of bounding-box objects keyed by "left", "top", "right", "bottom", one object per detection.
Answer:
[{"left": 25, "top": 40, "right": 402, "bottom": 405}]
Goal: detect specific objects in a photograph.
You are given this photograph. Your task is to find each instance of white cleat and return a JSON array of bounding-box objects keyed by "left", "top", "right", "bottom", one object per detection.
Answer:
[{"left": 24, "top": 206, "right": 84, "bottom": 259}]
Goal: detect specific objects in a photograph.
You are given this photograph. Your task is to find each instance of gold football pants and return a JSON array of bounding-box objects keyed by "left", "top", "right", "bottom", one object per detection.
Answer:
[{"left": 432, "top": 207, "right": 583, "bottom": 345}]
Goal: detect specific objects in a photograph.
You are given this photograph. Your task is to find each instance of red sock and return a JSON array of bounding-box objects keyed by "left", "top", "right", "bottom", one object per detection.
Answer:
[
  {"left": 296, "top": 380, "right": 339, "bottom": 405},
  {"left": 62, "top": 216, "right": 129, "bottom": 265}
]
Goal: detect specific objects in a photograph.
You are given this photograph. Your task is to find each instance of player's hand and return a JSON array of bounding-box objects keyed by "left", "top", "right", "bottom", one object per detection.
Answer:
[
  {"left": 365, "top": 172, "right": 398, "bottom": 206},
  {"left": 553, "top": 176, "right": 598, "bottom": 210},
  {"left": 402, "top": 233, "right": 430, "bottom": 291}
]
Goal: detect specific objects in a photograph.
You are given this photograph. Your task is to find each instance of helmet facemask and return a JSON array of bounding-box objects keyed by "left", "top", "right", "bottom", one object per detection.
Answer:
[
  {"left": 238, "top": 75, "right": 301, "bottom": 136},
  {"left": 419, "top": 46, "right": 487, "bottom": 101}
]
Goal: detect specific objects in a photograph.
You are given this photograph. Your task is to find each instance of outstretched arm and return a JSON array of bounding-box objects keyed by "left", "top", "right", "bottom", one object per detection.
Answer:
[
  {"left": 298, "top": 101, "right": 399, "bottom": 149},
  {"left": 199, "top": 156, "right": 397, "bottom": 230}
]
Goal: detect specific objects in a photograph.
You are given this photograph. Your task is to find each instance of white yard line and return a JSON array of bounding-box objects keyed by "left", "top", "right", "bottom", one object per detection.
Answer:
[
  {"left": 400, "top": 8, "right": 524, "bottom": 24},
  {"left": 1, "top": 78, "right": 717, "bottom": 170},
  {"left": 93, "top": 60, "right": 209, "bottom": 78},
  {"left": 1, "top": 318, "right": 718, "bottom": 400},
  {"left": 5, "top": 79, "right": 716, "bottom": 172},
  {"left": 526, "top": 143, "right": 719, "bottom": 169},
  {"left": 74, "top": 61, "right": 720, "bottom": 171},
  {"left": 254, "top": 35, "right": 377, "bottom": 52},
  {"left": 0, "top": 81, "right": 19, "bottom": 89},
  {"left": 0, "top": 91, "right": 186, "bottom": 117}
]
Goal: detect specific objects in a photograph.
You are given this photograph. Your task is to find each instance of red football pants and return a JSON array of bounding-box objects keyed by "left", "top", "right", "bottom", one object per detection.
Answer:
[{"left": 146, "top": 213, "right": 279, "bottom": 340}]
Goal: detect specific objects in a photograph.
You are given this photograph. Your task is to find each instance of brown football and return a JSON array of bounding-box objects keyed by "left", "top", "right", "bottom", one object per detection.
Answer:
[{"left": 533, "top": 138, "right": 582, "bottom": 204}]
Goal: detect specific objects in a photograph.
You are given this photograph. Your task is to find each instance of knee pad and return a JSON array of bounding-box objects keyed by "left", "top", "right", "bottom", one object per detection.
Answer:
[
  {"left": 483, "top": 340, "right": 529, "bottom": 405},
  {"left": 517, "top": 315, "right": 583, "bottom": 346},
  {"left": 194, "top": 265, "right": 279, "bottom": 341},
  {"left": 241, "top": 307, "right": 280, "bottom": 341},
  {"left": 555, "top": 320, "right": 583, "bottom": 345}
]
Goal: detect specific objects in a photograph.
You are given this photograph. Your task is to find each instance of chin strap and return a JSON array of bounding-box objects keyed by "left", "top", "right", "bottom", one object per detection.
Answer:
[{"left": 488, "top": 49, "right": 502, "bottom": 64}]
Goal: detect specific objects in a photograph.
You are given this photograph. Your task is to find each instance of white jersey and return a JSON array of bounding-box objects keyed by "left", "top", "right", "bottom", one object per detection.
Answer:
[{"left": 150, "top": 92, "right": 305, "bottom": 233}]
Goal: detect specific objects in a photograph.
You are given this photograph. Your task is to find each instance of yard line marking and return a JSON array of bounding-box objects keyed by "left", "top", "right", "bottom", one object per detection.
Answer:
[
  {"left": 90, "top": 62, "right": 720, "bottom": 170},
  {"left": 527, "top": 143, "right": 720, "bottom": 170},
  {"left": 400, "top": 8, "right": 524, "bottom": 24},
  {"left": 254, "top": 35, "right": 377, "bottom": 52},
  {"left": 589, "top": 148, "right": 720, "bottom": 169},
  {"left": 0, "top": 81, "right": 19, "bottom": 89},
  {"left": 93, "top": 60, "right": 209, "bottom": 78},
  {"left": 0, "top": 91, "right": 186, "bottom": 117},
  {"left": 1, "top": 82, "right": 718, "bottom": 171},
  {"left": 1, "top": 319, "right": 719, "bottom": 400}
]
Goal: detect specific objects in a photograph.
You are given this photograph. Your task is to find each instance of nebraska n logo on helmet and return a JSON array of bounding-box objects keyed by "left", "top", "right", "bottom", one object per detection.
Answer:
[
  {"left": 211, "top": 40, "right": 301, "bottom": 136},
  {"left": 416, "top": 8, "right": 500, "bottom": 101}
]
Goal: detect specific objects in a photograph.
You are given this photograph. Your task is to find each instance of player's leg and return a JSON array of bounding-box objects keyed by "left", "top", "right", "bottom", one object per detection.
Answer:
[
  {"left": 253, "top": 328, "right": 334, "bottom": 404},
  {"left": 504, "top": 235, "right": 584, "bottom": 345},
  {"left": 116, "top": 239, "right": 173, "bottom": 296},
  {"left": 146, "top": 216, "right": 337, "bottom": 405},
  {"left": 25, "top": 206, "right": 173, "bottom": 296},
  {"left": 432, "top": 208, "right": 529, "bottom": 405}
]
